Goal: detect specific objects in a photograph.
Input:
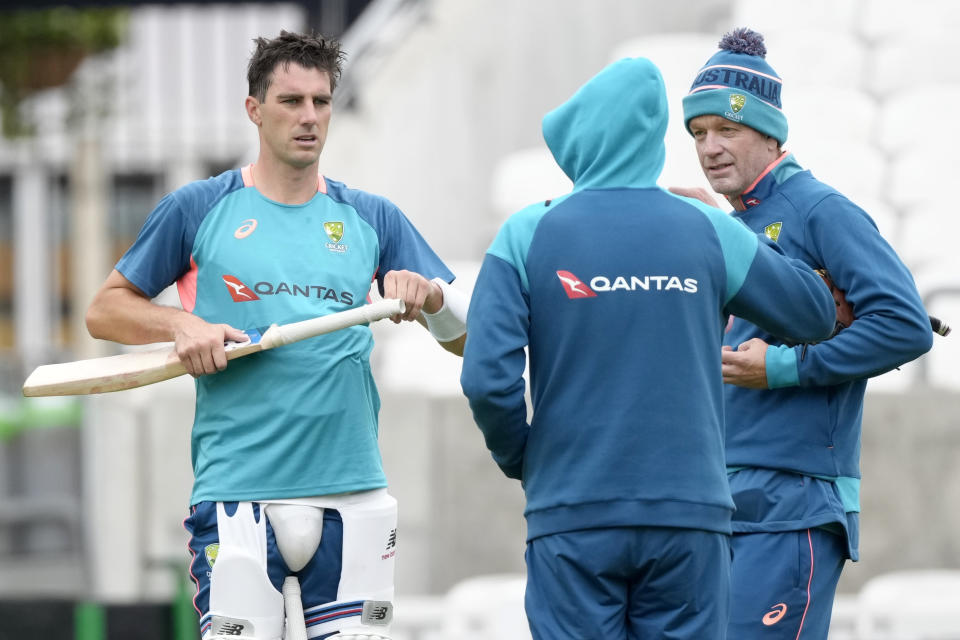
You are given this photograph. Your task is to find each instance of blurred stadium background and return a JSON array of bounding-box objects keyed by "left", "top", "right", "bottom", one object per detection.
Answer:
[{"left": 0, "top": 0, "right": 958, "bottom": 638}]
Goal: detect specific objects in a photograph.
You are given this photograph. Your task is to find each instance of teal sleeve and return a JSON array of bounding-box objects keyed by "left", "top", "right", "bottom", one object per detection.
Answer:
[
  {"left": 794, "top": 196, "right": 932, "bottom": 386},
  {"left": 461, "top": 200, "right": 560, "bottom": 480},
  {"left": 487, "top": 196, "right": 571, "bottom": 292},
  {"left": 679, "top": 197, "right": 757, "bottom": 305},
  {"left": 766, "top": 344, "right": 800, "bottom": 388}
]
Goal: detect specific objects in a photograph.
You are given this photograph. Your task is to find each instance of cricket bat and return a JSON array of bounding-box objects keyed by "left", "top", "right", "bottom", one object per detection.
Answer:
[{"left": 22, "top": 298, "right": 405, "bottom": 397}]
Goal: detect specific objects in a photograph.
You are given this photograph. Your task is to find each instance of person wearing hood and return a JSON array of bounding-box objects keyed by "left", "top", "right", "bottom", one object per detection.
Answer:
[
  {"left": 460, "top": 57, "right": 837, "bottom": 639},
  {"left": 678, "top": 28, "right": 932, "bottom": 638}
]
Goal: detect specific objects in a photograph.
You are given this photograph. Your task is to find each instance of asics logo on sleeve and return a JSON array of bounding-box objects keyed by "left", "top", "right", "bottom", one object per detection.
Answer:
[
  {"left": 234, "top": 219, "right": 258, "bottom": 239},
  {"left": 222, "top": 275, "right": 261, "bottom": 302},
  {"left": 762, "top": 603, "right": 787, "bottom": 625},
  {"left": 556, "top": 271, "right": 597, "bottom": 299}
]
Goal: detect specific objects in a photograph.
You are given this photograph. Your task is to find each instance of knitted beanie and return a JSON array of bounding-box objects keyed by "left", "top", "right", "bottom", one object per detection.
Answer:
[{"left": 682, "top": 28, "right": 788, "bottom": 144}]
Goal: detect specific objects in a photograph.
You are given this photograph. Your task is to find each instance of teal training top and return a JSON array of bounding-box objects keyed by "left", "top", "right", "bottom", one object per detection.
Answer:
[
  {"left": 460, "top": 58, "right": 837, "bottom": 540},
  {"left": 117, "top": 166, "right": 453, "bottom": 504}
]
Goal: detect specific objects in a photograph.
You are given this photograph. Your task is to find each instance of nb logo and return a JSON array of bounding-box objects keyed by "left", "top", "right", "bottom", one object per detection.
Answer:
[
  {"left": 386, "top": 528, "right": 397, "bottom": 550},
  {"left": 361, "top": 600, "right": 393, "bottom": 626},
  {"left": 218, "top": 622, "right": 245, "bottom": 636},
  {"left": 762, "top": 603, "right": 787, "bottom": 626}
]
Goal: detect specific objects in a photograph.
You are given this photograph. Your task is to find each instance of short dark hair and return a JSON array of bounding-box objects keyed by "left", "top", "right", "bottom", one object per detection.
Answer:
[{"left": 247, "top": 30, "right": 345, "bottom": 100}]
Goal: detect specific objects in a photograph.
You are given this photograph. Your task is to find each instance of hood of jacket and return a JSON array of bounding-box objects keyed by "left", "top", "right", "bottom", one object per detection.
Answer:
[{"left": 542, "top": 57, "right": 668, "bottom": 190}]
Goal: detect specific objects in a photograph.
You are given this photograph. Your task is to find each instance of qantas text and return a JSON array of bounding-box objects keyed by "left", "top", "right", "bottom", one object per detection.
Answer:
[
  {"left": 590, "top": 275, "right": 698, "bottom": 293},
  {"left": 253, "top": 281, "right": 354, "bottom": 304}
]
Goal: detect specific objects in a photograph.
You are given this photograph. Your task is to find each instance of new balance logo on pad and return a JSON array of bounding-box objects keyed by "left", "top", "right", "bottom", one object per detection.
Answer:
[
  {"left": 361, "top": 601, "right": 393, "bottom": 625},
  {"left": 209, "top": 616, "right": 251, "bottom": 636}
]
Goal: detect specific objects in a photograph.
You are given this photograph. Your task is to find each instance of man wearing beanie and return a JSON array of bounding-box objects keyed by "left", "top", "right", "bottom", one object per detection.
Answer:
[
  {"left": 461, "top": 56, "right": 838, "bottom": 639},
  {"left": 681, "top": 27, "right": 933, "bottom": 638}
]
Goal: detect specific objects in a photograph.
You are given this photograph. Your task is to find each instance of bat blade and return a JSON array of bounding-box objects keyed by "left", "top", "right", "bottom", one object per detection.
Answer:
[
  {"left": 21, "top": 337, "right": 265, "bottom": 397},
  {"left": 22, "top": 298, "right": 404, "bottom": 397},
  {"left": 23, "top": 345, "right": 189, "bottom": 397}
]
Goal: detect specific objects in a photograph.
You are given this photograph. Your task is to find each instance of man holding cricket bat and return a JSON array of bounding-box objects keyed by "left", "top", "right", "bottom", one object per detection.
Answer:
[
  {"left": 85, "top": 31, "right": 466, "bottom": 640},
  {"left": 677, "top": 28, "right": 932, "bottom": 638},
  {"left": 460, "top": 56, "right": 838, "bottom": 639}
]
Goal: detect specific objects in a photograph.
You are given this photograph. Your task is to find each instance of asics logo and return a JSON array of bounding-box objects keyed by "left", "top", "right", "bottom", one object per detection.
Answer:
[
  {"left": 222, "top": 275, "right": 260, "bottom": 302},
  {"left": 762, "top": 603, "right": 787, "bottom": 626},
  {"left": 556, "top": 270, "right": 597, "bottom": 299},
  {"left": 234, "top": 219, "right": 258, "bottom": 239}
]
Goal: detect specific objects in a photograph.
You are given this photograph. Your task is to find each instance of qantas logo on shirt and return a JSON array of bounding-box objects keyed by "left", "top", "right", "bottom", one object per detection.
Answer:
[
  {"left": 222, "top": 275, "right": 261, "bottom": 301},
  {"left": 556, "top": 271, "right": 597, "bottom": 298},
  {"left": 222, "top": 275, "right": 355, "bottom": 305},
  {"left": 557, "top": 270, "right": 699, "bottom": 298}
]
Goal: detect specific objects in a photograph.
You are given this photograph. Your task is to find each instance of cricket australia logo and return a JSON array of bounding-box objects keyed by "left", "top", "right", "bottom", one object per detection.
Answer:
[
  {"left": 726, "top": 93, "right": 746, "bottom": 121},
  {"left": 204, "top": 543, "right": 219, "bottom": 569},
  {"left": 323, "top": 221, "right": 348, "bottom": 253},
  {"left": 764, "top": 221, "right": 782, "bottom": 242}
]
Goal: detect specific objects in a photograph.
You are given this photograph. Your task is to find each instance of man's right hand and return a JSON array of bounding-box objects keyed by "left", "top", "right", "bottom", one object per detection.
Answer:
[
  {"left": 87, "top": 269, "right": 248, "bottom": 377},
  {"left": 173, "top": 315, "right": 249, "bottom": 377}
]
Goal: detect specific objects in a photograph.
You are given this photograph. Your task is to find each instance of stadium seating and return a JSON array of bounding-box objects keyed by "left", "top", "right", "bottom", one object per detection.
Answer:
[
  {"left": 886, "top": 145, "right": 951, "bottom": 211},
  {"left": 855, "top": 570, "right": 960, "bottom": 638},
  {"left": 732, "top": 0, "right": 860, "bottom": 34},
  {"left": 869, "top": 38, "right": 960, "bottom": 96},
  {"left": 860, "top": 0, "right": 960, "bottom": 40},
  {"left": 785, "top": 86, "right": 878, "bottom": 146},
  {"left": 878, "top": 86, "right": 960, "bottom": 154},
  {"left": 826, "top": 592, "right": 858, "bottom": 640},
  {"left": 893, "top": 203, "right": 956, "bottom": 275},
  {"left": 438, "top": 574, "right": 531, "bottom": 640},
  {"left": 760, "top": 29, "right": 867, "bottom": 88},
  {"left": 489, "top": 147, "right": 571, "bottom": 222}
]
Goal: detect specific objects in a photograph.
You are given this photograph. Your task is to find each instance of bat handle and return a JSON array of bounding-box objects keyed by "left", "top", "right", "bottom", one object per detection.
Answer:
[
  {"left": 931, "top": 315, "right": 951, "bottom": 337},
  {"left": 259, "top": 299, "right": 406, "bottom": 350},
  {"left": 282, "top": 576, "right": 308, "bottom": 640}
]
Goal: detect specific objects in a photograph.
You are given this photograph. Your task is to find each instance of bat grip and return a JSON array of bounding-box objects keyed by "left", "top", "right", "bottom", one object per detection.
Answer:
[
  {"left": 259, "top": 299, "right": 406, "bottom": 350},
  {"left": 282, "top": 576, "right": 308, "bottom": 640}
]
